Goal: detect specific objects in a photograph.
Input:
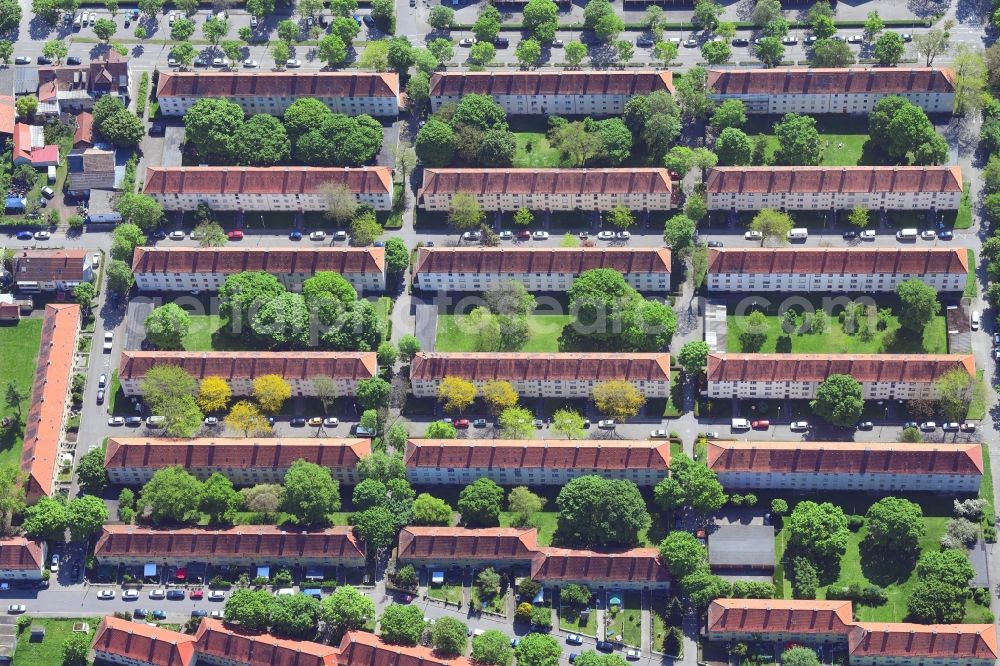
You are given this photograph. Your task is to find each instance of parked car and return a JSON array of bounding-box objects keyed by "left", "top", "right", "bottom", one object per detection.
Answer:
[
  {"left": 37, "top": 55, "right": 53, "bottom": 64},
  {"left": 704, "top": 431, "right": 720, "bottom": 439},
  {"left": 596, "top": 230, "right": 615, "bottom": 240},
  {"left": 97, "top": 590, "right": 115, "bottom": 600},
  {"left": 596, "top": 642, "right": 615, "bottom": 653},
  {"left": 204, "top": 416, "right": 219, "bottom": 426},
  {"left": 33, "top": 231, "right": 50, "bottom": 240},
  {"left": 635, "top": 37, "right": 653, "bottom": 47},
  {"left": 133, "top": 608, "right": 148, "bottom": 618},
  {"left": 499, "top": 230, "right": 513, "bottom": 240},
  {"left": 152, "top": 610, "right": 167, "bottom": 620},
  {"left": 309, "top": 230, "right": 326, "bottom": 241},
  {"left": 7, "top": 605, "right": 25, "bottom": 614},
  {"left": 333, "top": 230, "right": 348, "bottom": 241},
  {"left": 191, "top": 610, "right": 208, "bottom": 617},
  {"left": 616, "top": 230, "right": 630, "bottom": 240},
  {"left": 226, "top": 230, "right": 243, "bottom": 240},
  {"left": 493, "top": 37, "right": 509, "bottom": 48},
  {"left": 903, "top": 421, "right": 918, "bottom": 430},
  {"left": 625, "top": 649, "right": 641, "bottom": 661},
  {"left": 781, "top": 36, "right": 797, "bottom": 45},
  {"left": 751, "top": 420, "right": 770, "bottom": 429},
  {"left": 842, "top": 230, "right": 857, "bottom": 240},
  {"left": 790, "top": 421, "right": 809, "bottom": 431},
  {"left": 919, "top": 421, "right": 937, "bottom": 431},
  {"left": 938, "top": 230, "right": 954, "bottom": 240},
  {"left": 860, "top": 230, "right": 876, "bottom": 240},
  {"left": 683, "top": 38, "right": 698, "bottom": 47},
  {"left": 125, "top": 417, "right": 142, "bottom": 427},
  {"left": 454, "top": 418, "right": 470, "bottom": 429},
  {"left": 462, "top": 230, "right": 482, "bottom": 242},
  {"left": 123, "top": 589, "right": 140, "bottom": 601},
  {"left": 961, "top": 422, "right": 977, "bottom": 433},
  {"left": 16, "top": 231, "right": 32, "bottom": 240},
  {"left": 744, "top": 230, "right": 763, "bottom": 240},
  {"left": 288, "top": 230, "right": 302, "bottom": 240},
  {"left": 96, "top": 388, "right": 105, "bottom": 405},
  {"left": 107, "top": 417, "right": 125, "bottom": 426},
  {"left": 472, "top": 418, "right": 488, "bottom": 428},
  {"left": 920, "top": 229, "right": 937, "bottom": 240},
  {"left": 532, "top": 230, "right": 549, "bottom": 240},
  {"left": 567, "top": 634, "right": 583, "bottom": 645},
  {"left": 210, "top": 610, "right": 224, "bottom": 618},
  {"left": 731, "top": 37, "right": 749, "bottom": 46},
  {"left": 290, "top": 417, "right": 307, "bottom": 427},
  {"left": 212, "top": 57, "right": 227, "bottom": 67},
  {"left": 459, "top": 37, "right": 476, "bottom": 46},
  {"left": 66, "top": 56, "right": 82, "bottom": 65},
  {"left": 308, "top": 417, "right": 323, "bottom": 426},
  {"left": 169, "top": 230, "right": 185, "bottom": 240},
  {"left": 597, "top": 419, "right": 616, "bottom": 429},
  {"left": 14, "top": 56, "right": 30, "bottom": 64},
  {"left": 707, "top": 240, "right": 724, "bottom": 247},
  {"left": 972, "top": 311, "right": 981, "bottom": 330},
  {"left": 516, "top": 229, "right": 532, "bottom": 240},
  {"left": 650, "top": 429, "right": 669, "bottom": 439},
  {"left": 149, "top": 589, "right": 166, "bottom": 599},
  {"left": 942, "top": 422, "right": 960, "bottom": 431},
  {"left": 286, "top": 59, "right": 301, "bottom": 67},
  {"left": 209, "top": 590, "right": 226, "bottom": 601},
  {"left": 804, "top": 35, "right": 818, "bottom": 44},
  {"left": 847, "top": 34, "right": 863, "bottom": 43},
  {"left": 856, "top": 421, "right": 874, "bottom": 430},
  {"left": 166, "top": 589, "right": 185, "bottom": 600},
  {"left": 323, "top": 417, "right": 339, "bottom": 427},
  {"left": 900, "top": 33, "right": 913, "bottom": 41}
]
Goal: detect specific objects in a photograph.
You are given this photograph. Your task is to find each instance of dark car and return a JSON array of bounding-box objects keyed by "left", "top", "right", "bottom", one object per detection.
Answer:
[
  {"left": 166, "top": 589, "right": 185, "bottom": 600},
  {"left": 66, "top": 56, "right": 81, "bottom": 65},
  {"left": 16, "top": 231, "right": 33, "bottom": 240},
  {"left": 842, "top": 230, "right": 857, "bottom": 240},
  {"left": 938, "top": 230, "right": 954, "bottom": 240},
  {"left": 148, "top": 124, "right": 165, "bottom": 136},
  {"left": 152, "top": 230, "right": 167, "bottom": 240},
  {"left": 731, "top": 37, "right": 749, "bottom": 46},
  {"left": 133, "top": 608, "right": 148, "bottom": 618},
  {"left": 596, "top": 642, "right": 615, "bottom": 653},
  {"left": 291, "top": 417, "right": 307, "bottom": 427},
  {"left": 856, "top": 421, "right": 874, "bottom": 430},
  {"left": 493, "top": 37, "right": 509, "bottom": 48},
  {"left": 993, "top": 332, "right": 1000, "bottom": 346},
  {"left": 635, "top": 37, "right": 654, "bottom": 47},
  {"left": 903, "top": 421, "right": 918, "bottom": 430},
  {"left": 193, "top": 57, "right": 207, "bottom": 67},
  {"left": 472, "top": 418, "right": 488, "bottom": 428},
  {"left": 152, "top": 610, "right": 167, "bottom": 620},
  {"left": 191, "top": 610, "right": 208, "bottom": 617},
  {"left": 37, "top": 56, "right": 52, "bottom": 64},
  {"left": 706, "top": 240, "right": 724, "bottom": 248},
  {"left": 125, "top": 416, "right": 142, "bottom": 426},
  {"left": 289, "top": 230, "right": 302, "bottom": 240}
]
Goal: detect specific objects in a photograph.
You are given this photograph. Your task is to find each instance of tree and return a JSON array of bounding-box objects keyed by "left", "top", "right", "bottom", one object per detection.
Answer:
[
  {"left": 448, "top": 192, "right": 485, "bottom": 231},
  {"left": 505, "top": 486, "right": 546, "bottom": 528},
  {"left": 427, "top": 39, "right": 454, "bottom": 68},
  {"left": 773, "top": 113, "right": 820, "bottom": 165},
  {"left": 105, "top": 260, "right": 134, "bottom": 295},
  {"left": 478, "top": 380, "right": 518, "bottom": 416},
  {"left": 862, "top": 10, "right": 884, "bottom": 40},
  {"left": 270, "top": 593, "right": 320, "bottom": 638},
  {"left": 868, "top": 31, "right": 905, "bottom": 66},
  {"left": 498, "top": 406, "right": 533, "bottom": 439},
  {"left": 658, "top": 531, "right": 709, "bottom": 579},
  {"left": 936, "top": 367, "right": 977, "bottom": 422},
  {"left": 411, "top": 493, "right": 452, "bottom": 526},
  {"left": 523, "top": 0, "right": 557, "bottom": 41},
  {"left": 171, "top": 17, "right": 195, "bottom": 40},
  {"left": 710, "top": 99, "right": 746, "bottom": 133},
  {"left": 469, "top": 41, "right": 496, "bottom": 66},
  {"left": 397, "top": 335, "right": 421, "bottom": 363},
  {"left": 662, "top": 214, "right": 696, "bottom": 253},
  {"left": 138, "top": 0, "right": 164, "bottom": 17},
  {"left": 754, "top": 36, "right": 784, "bottom": 66},
  {"left": 74, "top": 282, "right": 95, "bottom": 312},
  {"left": 240, "top": 483, "right": 283, "bottom": 517},
  {"left": 202, "top": 15, "right": 229, "bottom": 45},
  {"left": 41, "top": 40, "right": 68, "bottom": 64},
  {"left": 749, "top": 209, "right": 794, "bottom": 246},
  {"left": 0, "top": 40, "right": 12, "bottom": 66},
  {"left": 913, "top": 24, "right": 951, "bottom": 66},
  {"left": 614, "top": 39, "right": 634, "bottom": 64},
  {"left": 111, "top": 223, "right": 146, "bottom": 262},
  {"left": 952, "top": 45, "right": 987, "bottom": 115},
  {"left": 14, "top": 96, "right": 37, "bottom": 120},
  {"left": 170, "top": 41, "right": 197, "bottom": 68},
  {"left": 23, "top": 497, "right": 69, "bottom": 542},
  {"left": 437, "top": 376, "right": 477, "bottom": 412},
  {"left": 864, "top": 497, "right": 925, "bottom": 557},
  {"left": 595, "top": 13, "right": 624, "bottom": 42},
  {"left": 139, "top": 467, "right": 203, "bottom": 524},
  {"left": 715, "top": 127, "right": 753, "bottom": 165},
  {"left": 379, "top": 603, "right": 425, "bottom": 646},
  {"left": 653, "top": 40, "right": 678, "bottom": 67},
  {"left": 199, "top": 472, "right": 239, "bottom": 524},
  {"left": 701, "top": 40, "right": 731, "bottom": 64},
  {"left": 751, "top": 0, "right": 781, "bottom": 25},
  {"left": 811, "top": 374, "right": 864, "bottom": 427},
  {"left": 896, "top": 279, "right": 939, "bottom": 332},
  {"left": 847, "top": 206, "right": 870, "bottom": 229},
  {"left": 357, "top": 451, "right": 406, "bottom": 484},
  {"left": 428, "top": 5, "right": 453, "bottom": 28},
  {"left": 812, "top": 15, "right": 836, "bottom": 40},
  {"left": 183, "top": 98, "right": 245, "bottom": 160},
  {"left": 812, "top": 38, "right": 854, "bottom": 67},
  {"left": 674, "top": 66, "right": 712, "bottom": 120},
  {"left": 63, "top": 633, "right": 91, "bottom": 666},
  {"left": 424, "top": 420, "right": 457, "bottom": 438},
  {"left": 139, "top": 364, "right": 203, "bottom": 437},
  {"left": 351, "top": 505, "right": 397, "bottom": 550},
  {"left": 194, "top": 377, "right": 232, "bottom": 414},
  {"left": 4, "top": 381, "right": 27, "bottom": 423},
  {"left": 321, "top": 585, "right": 375, "bottom": 638},
  {"left": 692, "top": 0, "right": 722, "bottom": 31},
  {"left": 782, "top": 647, "right": 820, "bottom": 666},
  {"left": 93, "top": 17, "right": 117, "bottom": 41},
  {"left": 551, "top": 409, "right": 586, "bottom": 439},
  {"left": 908, "top": 578, "right": 967, "bottom": 623},
  {"left": 472, "top": 630, "right": 514, "bottom": 666},
  {"left": 224, "top": 588, "right": 274, "bottom": 631},
  {"left": 357, "top": 40, "right": 388, "bottom": 71},
  {"left": 415, "top": 119, "right": 455, "bottom": 167},
  {"left": 592, "top": 381, "right": 645, "bottom": 422},
  {"left": 0, "top": 0, "right": 21, "bottom": 33},
  {"left": 355, "top": 377, "right": 391, "bottom": 411},
  {"left": 431, "top": 616, "right": 468, "bottom": 657},
  {"left": 76, "top": 447, "right": 107, "bottom": 495},
  {"left": 514, "top": 632, "right": 561, "bottom": 666},
  {"left": 555, "top": 476, "right": 650, "bottom": 548},
  {"left": 653, "top": 476, "right": 685, "bottom": 513},
  {"left": 669, "top": 453, "right": 727, "bottom": 514},
  {"left": 251, "top": 374, "right": 291, "bottom": 414},
  {"left": 143, "top": 303, "right": 191, "bottom": 350},
  {"left": 282, "top": 460, "right": 340, "bottom": 525},
  {"left": 785, "top": 500, "right": 849, "bottom": 564},
  {"left": 678, "top": 341, "right": 710, "bottom": 376},
  {"left": 232, "top": 115, "right": 290, "bottom": 166},
  {"left": 117, "top": 193, "right": 164, "bottom": 231},
  {"left": 472, "top": 5, "right": 502, "bottom": 41},
  {"left": 458, "top": 478, "right": 504, "bottom": 527},
  {"left": 515, "top": 39, "right": 542, "bottom": 68},
  {"left": 225, "top": 400, "right": 271, "bottom": 437}
]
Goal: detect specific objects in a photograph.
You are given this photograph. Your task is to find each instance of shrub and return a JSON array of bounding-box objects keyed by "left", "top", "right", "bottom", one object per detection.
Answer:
[{"left": 847, "top": 515, "right": 865, "bottom": 531}]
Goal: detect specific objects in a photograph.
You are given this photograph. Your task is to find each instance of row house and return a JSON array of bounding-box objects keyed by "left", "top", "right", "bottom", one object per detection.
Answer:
[
  {"left": 847, "top": 623, "right": 997, "bottom": 666},
  {"left": 707, "top": 599, "right": 855, "bottom": 644},
  {"left": 143, "top": 166, "right": 393, "bottom": 212},
  {"left": 21, "top": 305, "right": 81, "bottom": 502},
  {"left": 706, "top": 353, "right": 975, "bottom": 401},
  {"left": 94, "top": 525, "right": 365, "bottom": 570},
  {"left": 104, "top": 437, "right": 371, "bottom": 487},
  {"left": 412, "top": 247, "right": 671, "bottom": 293},
  {"left": 707, "top": 441, "right": 983, "bottom": 493},
  {"left": 410, "top": 352, "right": 671, "bottom": 399},
  {"left": 0, "top": 538, "right": 46, "bottom": 581},
  {"left": 704, "top": 166, "right": 963, "bottom": 212},
  {"left": 707, "top": 68, "right": 955, "bottom": 115},
  {"left": 155, "top": 71, "right": 400, "bottom": 117},
  {"left": 418, "top": 168, "right": 673, "bottom": 212},
  {"left": 36, "top": 52, "right": 131, "bottom": 114},
  {"left": 118, "top": 351, "right": 377, "bottom": 397},
  {"left": 404, "top": 439, "right": 671, "bottom": 486},
  {"left": 429, "top": 71, "right": 674, "bottom": 116},
  {"left": 131, "top": 246, "right": 387, "bottom": 294},
  {"left": 13, "top": 249, "right": 93, "bottom": 293},
  {"left": 530, "top": 547, "right": 669, "bottom": 591},
  {"left": 707, "top": 248, "right": 968, "bottom": 293}
]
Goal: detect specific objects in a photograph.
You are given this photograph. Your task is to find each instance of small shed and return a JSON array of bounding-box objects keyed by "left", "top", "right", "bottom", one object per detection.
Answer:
[
  {"left": 29, "top": 625, "right": 44, "bottom": 641},
  {"left": 708, "top": 524, "right": 776, "bottom": 572}
]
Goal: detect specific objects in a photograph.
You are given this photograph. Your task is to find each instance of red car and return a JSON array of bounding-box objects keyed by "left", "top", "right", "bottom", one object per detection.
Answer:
[
  {"left": 226, "top": 230, "right": 244, "bottom": 240},
  {"left": 516, "top": 229, "right": 531, "bottom": 240},
  {"left": 751, "top": 420, "right": 770, "bottom": 429},
  {"left": 189, "top": 588, "right": 203, "bottom": 600},
  {"left": 454, "top": 418, "right": 470, "bottom": 429}
]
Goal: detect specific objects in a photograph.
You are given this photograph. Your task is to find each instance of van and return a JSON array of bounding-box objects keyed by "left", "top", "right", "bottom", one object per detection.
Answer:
[
  {"left": 787, "top": 228, "right": 808, "bottom": 240},
  {"left": 146, "top": 415, "right": 166, "bottom": 428},
  {"left": 731, "top": 418, "right": 751, "bottom": 430},
  {"left": 47, "top": 166, "right": 56, "bottom": 183},
  {"left": 896, "top": 228, "right": 918, "bottom": 240}
]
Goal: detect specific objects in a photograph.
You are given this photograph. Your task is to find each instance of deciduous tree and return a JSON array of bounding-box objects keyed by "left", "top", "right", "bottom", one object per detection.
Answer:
[
  {"left": 458, "top": 478, "right": 504, "bottom": 527},
  {"left": 811, "top": 374, "right": 864, "bottom": 426}
]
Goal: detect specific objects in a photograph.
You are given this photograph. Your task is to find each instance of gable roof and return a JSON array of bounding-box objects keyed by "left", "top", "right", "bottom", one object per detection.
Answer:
[
  {"left": 707, "top": 247, "right": 968, "bottom": 276},
  {"left": 194, "top": 618, "right": 338, "bottom": 666},
  {"left": 707, "top": 353, "right": 975, "bottom": 385},
  {"left": 132, "top": 246, "right": 385, "bottom": 276},
  {"left": 531, "top": 547, "right": 669, "bottom": 583},
  {"left": 0, "top": 537, "right": 45, "bottom": 571},
  {"left": 156, "top": 71, "right": 399, "bottom": 99},
  {"left": 118, "top": 351, "right": 377, "bottom": 384},
  {"left": 410, "top": 352, "right": 670, "bottom": 383},
  {"left": 429, "top": 71, "right": 674, "bottom": 97},
  {"left": 708, "top": 68, "right": 956, "bottom": 95},
  {"left": 335, "top": 631, "right": 473, "bottom": 666},
  {"left": 0, "top": 96, "right": 14, "bottom": 136},
  {"left": 13, "top": 249, "right": 88, "bottom": 282},
  {"left": 413, "top": 248, "right": 671, "bottom": 276},
  {"left": 398, "top": 527, "right": 539, "bottom": 561},
  {"left": 92, "top": 616, "right": 196, "bottom": 666},
  {"left": 73, "top": 111, "right": 93, "bottom": 147},
  {"left": 419, "top": 169, "right": 672, "bottom": 197},
  {"left": 705, "top": 166, "right": 963, "bottom": 195},
  {"left": 707, "top": 599, "right": 854, "bottom": 635},
  {"left": 707, "top": 441, "right": 983, "bottom": 477},
  {"left": 143, "top": 167, "right": 392, "bottom": 197},
  {"left": 404, "top": 439, "right": 670, "bottom": 471},
  {"left": 848, "top": 623, "right": 998, "bottom": 660}
]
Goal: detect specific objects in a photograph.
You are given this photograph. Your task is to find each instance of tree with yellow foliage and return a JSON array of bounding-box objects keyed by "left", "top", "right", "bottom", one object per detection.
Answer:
[
  {"left": 479, "top": 380, "right": 518, "bottom": 416},
  {"left": 197, "top": 376, "right": 232, "bottom": 413},
  {"left": 437, "top": 376, "right": 477, "bottom": 413},
  {"left": 252, "top": 374, "right": 292, "bottom": 414},
  {"left": 592, "top": 380, "right": 646, "bottom": 422},
  {"left": 224, "top": 401, "right": 273, "bottom": 437}
]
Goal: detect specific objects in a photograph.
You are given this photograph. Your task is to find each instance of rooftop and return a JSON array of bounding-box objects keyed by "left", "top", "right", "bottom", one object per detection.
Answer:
[
  {"left": 419, "top": 168, "right": 672, "bottom": 197},
  {"left": 707, "top": 524, "right": 776, "bottom": 570},
  {"left": 132, "top": 246, "right": 386, "bottom": 276},
  {"left": 708, "top": 67, "right": 955, "bottom": 95},
  {"left": 143, "top": 166, "right": 392, "bottom": 197},
  {"left": 849, "top": 623, "right": 997, "bottom": 660},
  {"left": 707, "top": 598, "right": 855, "bottom": 635},
  {"left": 92, "top": 616, "right": 196, "bottom": 666},
  {"left": 156, "top": 71, "right": 400, "bottom": 99},
  {"left": 398, "top": 527, "right": 539, "bottom": 561},
  {"left": 707, "top": 247, "right": 968, "bottom": 276},
  {"left": 413, "top": 247, "right": 671, "bottom": 276},
  {"left": 119, "top": 351, "right": 377, "bottom": 383},
  {"left": 13, "top": 249, "right": 88, "bottom": 283},
  {"left": 531, "top": 547, "right": 669, "bottom": 583},
  {"left": 404, "top": 439, "right": 670, "bottom": 471},
  {"left": 707, "top": 353, "right": 975, "bottom": 384},
  {"left": 410, "top": 352, "right": 671, "bottom": 383},
  {"left": 0, "top": 538, "right": 45, "bottom": 571},
  {"left": 705, "top": 166, "right": 963, "bottom": 195}
]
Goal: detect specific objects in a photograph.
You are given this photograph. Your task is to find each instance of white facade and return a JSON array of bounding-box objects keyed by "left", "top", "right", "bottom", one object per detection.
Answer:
[
  {"left": 148, "top": 189, "right": 392, "bottom": 212},
  {"left": 134, "top": 268, "right": 384, "bottom": 294},
  {"left": 405, "top": 465, "right": 666, "bottom": 487},
  {"left": 415, "top": 269, "right": 668, "bottom": 293},
  {"left": 410, "top": 377, "right": 669, "bottom": 399},
  {"left": 705, "top": 189, "right": 960, "bottom": 211},
  {"left": 120, "top": 373, "right": 367, "bottom": 398},
  {"left": 158, "top": 93, "right": 399, "bottom": 117},
  {"left": 711, "top": 91, "right": 955, "bottom": 115},
  {"left": 420, "top": 189, "right": 672, "bottom": 212},
  {"left": 106, "top": 462, "right": 359, "bottom": 487},
  {"left": 716, "top": 470, "right": 980, "bottom": 494},
  {"left": 707, "top": 270, "right": 966, "bottom": 293},
  {"left": 431, "top": 93, "right": 642, "bottom": 116},
  {"left": 706, "top": 377, "right": 943, "bottom": 401}
]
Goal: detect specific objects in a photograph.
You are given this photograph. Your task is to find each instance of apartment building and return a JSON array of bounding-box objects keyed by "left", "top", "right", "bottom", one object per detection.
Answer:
[
  {"left": 13, "top": 249, "right": 93, "bottom": 293},
  {"left": 118, "top": 351, "right": 377, "bottom": 397},
  {"left": 143, "top": 166, "right": 393, "bottom": 212},
  {"left": 0, "top": 538, "right": 46, "bottom": 580},
  {"left": 418, "top": 168, "right": 673, "bottom": 212},
  {"left": 36, "top": 52, "right": 131, "bottom": 114},
  {"left": 94, "top": 525, "right": 365, "bottom": 569},
  {"left": 708, "top": 441, "right": 983, "bottom": 493},
  {"left": 155, "top": 71, "right": 400, "bottom": 117},
  {"left": 706, "top": 353, "right": 974, "bottom": 401},
  {"left": 707, "top": 248, "right": 968, "bottom": 293},
  {"left": 397, "top": 527, "right": 539, "bottom": 569},
  {"left": 429, "top": 71, "right": 674, "bottom": 115},
  {"left": 404, "top": 439, "right": 670, "bottom": 486},
  {"left": 104, "top": 437, "right": 371, "bottom": 487},
  {"left": 848, "top": 623, "right": 997, "bottom": 666},
  {"left": 21, "top": 304, "right": 80, "bottom": 502},
  {"left": 412, "top": 247, "right": 671, "bottom": 292},
  {"left": 707, "top": 68, "right": 955, "bottom": 115},
  {"left": 531, "top": 547, "right": 669, "bottom": 590},
  {"left": 93, "top": 617, "right": 197, "bottom": 666},
  {"left": 705, "top": 166, "right": 963, "bottom": 211},
  {"left": 707, "top": 599, "right": 856, "bottom": 644},
  {"left": 131, "top": 246, "right": 386, "bottom": 294},
  {"left": 410, "top": 352, "right": 671, "bottom": 399}
]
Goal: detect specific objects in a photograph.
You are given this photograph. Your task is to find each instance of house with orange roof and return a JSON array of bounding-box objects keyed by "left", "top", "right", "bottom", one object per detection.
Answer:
[
  {"left": 72, "top": 111, "right": 93, "bottom": 150},
  {"left": 707, "top": 599, "right": 856, "bottom": 644},
  {"left": 848, "top": 623, "right": 997, "bottom": 666},
  {"left": 705, "top": 166, "right": 963, "bottom": 211},
  {"left": 706, "top": 353, "right": 974, "bottom": 401},
  {"left": 707, "top": 247, "right": 968, "bottom": 293},
  {"left": 0, "top": 537, "right": 46, "bottom": 581},
  {"left": 429, "top": 71, "right": 674, "bottom": 115},
  {"left": 155, "top": 71, "right": 400, "bottom": 117},
  {"left": 707, "top": 68, "right": 955, "bottom": 114},
  {"left": 707, "top": 441, "right": 983, "bottom": 493},
  {"left": 0, "top": 96, "right": 14, "bottom": 140},
  {"left": 404, "top": 439, "right": 670, "bottom": 486},
  {"left": 118, "top": 351, "right": 377, "bottom": 398},
  {"left": 92, "top": 616, "right": 197, "bottom": 666},
  {"left": 142, "top": 166, "right": 393, "bottom": 212},
  {"left": 412, "top": 247, "right": 671, "bottom": 293},
  {"left": 13, "top": 249, "right": 93, "bottom": 293},
  {"left": 35, "top": 52, "right": 131, "bottom": 114},
  {"left": 12, "top": 123, "right": 59, "bottom": 168},
  {"left": 21, "top": 304, "right": 80, "bottom": 502},
  {"left": 531, "top": 546, "right": 670, "bottom": 590},
  {"left": 418, "top": 168, "right": 673, "bottom": 212},
  {"left": 409, "top": 352, "right": 671, "bottom": 399},
  {"left": 131, "top": 246, "right": 386, "bottom": 294},
  {"left": 397, "top": 527, "right": 540, "bottom": 569},
  {"left": 104, "top": 437, "right": 371, "bottom": 486}
]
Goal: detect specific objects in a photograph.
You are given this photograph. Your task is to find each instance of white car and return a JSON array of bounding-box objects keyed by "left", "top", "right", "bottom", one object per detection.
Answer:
[
  {"left": 250, "top": 15, "right": 258, "bottom": 27},
  {"left": 323, "top": 417, "right": 339, "bottom": 427},
  {"left": 920, "top": 230, "right": 937, "bottom": 240},
  {"left": 625, "top": 649, "right": 641, "bottom": 661},
  {"left": 597, "top": 419, "right": 616, "bottom": 429},
  {"left": 204, "top": 416, "right": 219, "bottom": 426},
  {"left": 552, "top": 39, "right": 564, "bottom": 47},
  {"left": 107, "top": 417, "right": 125, "bottom": 426},
  {"left": 33, "top": 231, "right": 50, "bottom": 240},
  {"left": 567, "top": 634, "right": 583, "bottom": 645},
  {"left": 459, "top": 37, "right": 476, "bottom": 46},
  {"left": 208, "top": 590, "right": 226, "bottom": 601},
  {"left": 98, "top": 373, "right": 107, "bottom": 387},
  {"left": 596, "top": 230, "right": 615, "bottom": 240},
  {"left": 744, "top": 230, "right": 763, "bottom": 240},
  {"left": 498, "top": 230, "right": 513, "bottom": 240},
  {"left": 971, "top": 311, "right": 981, "bottom": 330},
  {"left": 149, "top": 589, "right": 166, "bottom": 599},
  {"left": 860, "top": 230, "right": 876, "bottom": 240},
  {"left": 212, "top": 57, "right": 228, "bottom": 67},
  {"left": 167, "top": 57, "right": 179, "bottom": 67},
  {"left": 7, "top": 605, "right": 25, "bottom": 614},
  {"left": 286, "top": 59, "right": 301, "bottom": 67},
  {"left": 168, "top": 11, "right": 176, "bottom": 24},
  {"left": 123, "top": 589, "right": 140, "bottom": 601},
  {"left": 616, "top": 230, "right": 630, "bottom": 240},
  {"left": 309, "top": 230, "right": 326, "bottom": 241},
  {"left": 97, "top": 590, "right": 115, "bottom": 600},
  {"left": 790, "top": 421, "right": 809, "bottom": 431},
  {"left": 847, "top": 34, "right": 863, "bottom": 43},
  {"left": 210, "top": 610, "right": 224, "bottom": 618},
  {"left": 704, "top": 431, "right": 720, "bottom": 439},
  {"left": 942, "top": 422, "right": 960, "bottom": 431},
  {"left": 462, "top": 231, "right": 481, "bottom": 242},
  {"left": 169, "top": 230, "right": 185, "bottom": 240},
  {"left": 650, "top": 429, "right": 669, "bottom": 439},
  {"left": 91, "top": 252, "right": 101, "bottom": 268},
  {"left": 243, "top": 59, "right": 258, "bottom": 67},
  {"left": 919, "top": 421, "right": 937, "bottom": 431},
  {"left": 532, "top": 230, "right": 549, "bottom": 240}
]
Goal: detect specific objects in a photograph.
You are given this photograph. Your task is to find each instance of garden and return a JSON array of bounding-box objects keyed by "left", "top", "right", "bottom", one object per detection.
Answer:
[
  {"left": 605, "top": 590, "right": 643, "bottom": 648},
  {"left": 435, "top": 314, "right": 573, "bottom": 353},
  {"left": 744, "top": 115, "right": 869, "bottom": 167},
  {"left": 14, "top": 617, "right": 98, "bottom": 666},
  {"left": 559, "top": 584, "right": 597, "bottom": 637},
  {"left": 0, "top": 319, "right": 43, "bottom": 467}
]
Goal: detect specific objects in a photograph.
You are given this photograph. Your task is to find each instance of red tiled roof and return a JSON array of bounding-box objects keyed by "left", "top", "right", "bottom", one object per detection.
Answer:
[
  {"left": 105, "top": 437, "right": 370, "bottom": 472},
  {"left": 194, "top": 619, "right": 338, "bottom": 666},
  {"left": 132, "top": 246, "right": 385, "bottom": 276},
  {"left": 12, "top": 123, "right": 31, "bottom": 163},
  {"left": 707, "top": 247, "right": 968, "bottom": 275},
  {"left": 156, "top": 72, "right": 399, "bottom": 99},
  {"left": 119, "top": 351, "right": 377, "bottom": 384},
  {"left": 29, "top": 145, "right": 59, "bottom": 167},
  {"left": 418, "top": 169, "right": 672, "bottom": 197},
  {"left": 707, "top": 599, "right": 854, "bottom": 635},
  {"left": 848, "top": 623, "right": 998, "bottom": 660},
  {"left": 0, "top": 537, "right": 45, "bottom": 571},
  {"left": 707, "top": 67, "right": 955, "bottom": 95},
  {"left": 429, "top": 71, "right": 674, "bottom": 97},
  {"left": 707, "top": 441, "right": 983, "bottom": 476},
  {"left": 335, "top": 630, "right": 473, "bottom": 666},
  {"left": 92, "top": 616, "right": 196, "bottom": 666},
  {"left": 398, "top": 527, "right": 539, "bottom": 561},
  {"left": 707, "top": 353, "right": 975, "bottom": 384},
  {"left": 73, "top": 112, "right": 93, "bottom": 147},
  {"left": 410, "top": 352, "right": 670, "bottom": 383},
  {"left": 14, "top": 249, "right": 88, "bottom": 283},
  {"left": 0, "top": 96, "right": 14, "bottom": 136},
  {"left": 94, "top": 525, "right": 364, "bottom": 562},
  {"left": 143, "top": 167, "right": 392, "bottom": 197},
  {"left": 414, "top": 248, "right": 670, "bottom": 275},
  {"left": 531, "top": 547, "right": 669, "bottom": 583},
  {"left": 705, "top": 166, "right": 963, "bottom": 195},
  {"left": 21, "top": 304, "right": 80, "bottom": 501},
  {"left": 404, "top": 439, "right": 670, "bottom": 471}
]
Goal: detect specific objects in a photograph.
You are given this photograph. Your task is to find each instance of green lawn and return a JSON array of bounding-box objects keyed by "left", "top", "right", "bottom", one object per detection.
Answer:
[
  {"left": 560, "top": 603, "right": 598, "bottom": 636},
  {"left": 726, "top": 313, "right": 947, "bottom": 354},
  {"left": 980, "top": 446, "right": 995, "bottom": 524},
  {"left": 746, "top": 115, "right": 868, "bottom": 166},
  {"left": 435, "top": 315, "right": 573, "bottom": 353},
  {"left": 428, "top": 582, "right": 463, "bottom": 605},
  {"left": 500, "top": 511, "right": 559, "bottom": 547},
  {"left": 968, "top": 370, "right": 987, "bottom": 420},
  {"left": 183, "top": 315, "right": 227, "bottom": 351},
  {"left": 956, "top": 182, "right": 972, "bottom": 230},
  {"left": 513, "top": 131, "right": 562, "bottom": 168},
  {"left": 0, "top": 320, "right": 43, "bottom": 468},
  {"left": 965, "top": 249, "right": 978, "bottom": 299},
  {"left": 14, "top": 617, "right": 99, "bottom": 666},
  {"left": 607, "top": 591, "right": 643, "bottom": 647},
  {"left": 472, "top": 585, "right": 506, "bottom": 614}
]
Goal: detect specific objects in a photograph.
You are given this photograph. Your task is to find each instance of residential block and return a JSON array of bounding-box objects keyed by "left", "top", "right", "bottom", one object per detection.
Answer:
[
  {"left": 0, "top": 538, "right": 46, "bottom": 581},
  {"left": 36, "top": 52, "right": 132, "bottom": 115},
  {"left": 13, "top": 249, "right": 93, "bottom": 293}
]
